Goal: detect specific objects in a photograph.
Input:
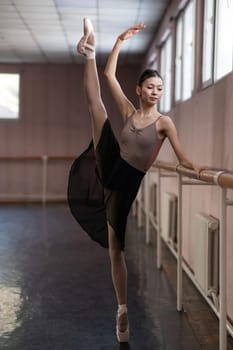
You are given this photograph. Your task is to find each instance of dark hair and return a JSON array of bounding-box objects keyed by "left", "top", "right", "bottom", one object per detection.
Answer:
[{"left": 137, "top": 69, "right": 163, "bottom": 87}]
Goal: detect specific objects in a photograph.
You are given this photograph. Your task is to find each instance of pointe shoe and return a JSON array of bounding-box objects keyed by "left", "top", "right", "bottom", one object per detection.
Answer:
[
  {"left": 116, "top": 305, "right": 130, "bottom": 343},
  {"left": 77, "top": 17, "right": 95, "bottom": 58}
]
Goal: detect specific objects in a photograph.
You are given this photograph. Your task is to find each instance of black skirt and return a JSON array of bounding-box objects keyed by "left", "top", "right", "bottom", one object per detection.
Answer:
[{"left": 67, "top": 119, "right": 145, "bottom": 250}]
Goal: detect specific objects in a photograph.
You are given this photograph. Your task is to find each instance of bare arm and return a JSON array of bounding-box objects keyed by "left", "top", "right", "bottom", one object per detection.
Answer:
[
  {"left": 104, "top": 23, "right": 145, "bottom": 121},
  {"left": 161, "top": 116, "right": 198, "bottom": 170}
]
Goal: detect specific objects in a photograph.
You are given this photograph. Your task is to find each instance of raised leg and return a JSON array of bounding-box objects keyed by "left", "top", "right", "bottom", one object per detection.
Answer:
[
  {"left": 78, "top": 18, "right": 129, "bottom": 342},
  {"left": 78, "top": 18, "right": 107, "bottom": 148}
]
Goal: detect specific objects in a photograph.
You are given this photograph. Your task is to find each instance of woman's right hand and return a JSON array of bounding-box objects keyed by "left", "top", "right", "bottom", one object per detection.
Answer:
[{"left": 118, "top": 23, "right": 145, "bottom": 41}]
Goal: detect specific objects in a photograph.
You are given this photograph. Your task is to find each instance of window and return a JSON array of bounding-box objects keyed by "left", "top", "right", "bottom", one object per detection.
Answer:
[
  {"left": 175, "top": 0, "right": 196, "bottom": 102},
  {"left": 160, "top": 35, "right": 172, "bottom": 112},
  {"left": 0, "top": 73, "right": 20, "bottom": 119},
  {"left": 175, "top": 17, "right": 183, "bottom": 101},
  {"left": 182, "top": 0, "right": 196, "bottom": 100},
  {"left": 214, "top": 0, "right": 233, "bottom": 80},
  {"left": 202, "top": 0, "right": 233, "bottom": 84},
  {"left": 202, "top": 0, "right": 215, "bottom": 85}
]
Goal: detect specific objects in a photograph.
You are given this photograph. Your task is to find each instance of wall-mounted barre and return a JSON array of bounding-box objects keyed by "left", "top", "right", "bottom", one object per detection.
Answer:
[
  {"left": 135, "top": 160, "right": 233, "bottom": 350},
  {"left": 0, "top": 155, "right": 76, "bottom": 203},
  {"left": 155, "top": 160, "right": 233, "bottom": 188}
]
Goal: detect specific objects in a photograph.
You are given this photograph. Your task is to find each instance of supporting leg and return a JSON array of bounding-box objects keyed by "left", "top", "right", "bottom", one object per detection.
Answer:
[
  {"left": 108, "top": 223, "right": 127, "bottom": 305},
  {"left": 108, "top": 223, "right": 129, "bottom": 342}
]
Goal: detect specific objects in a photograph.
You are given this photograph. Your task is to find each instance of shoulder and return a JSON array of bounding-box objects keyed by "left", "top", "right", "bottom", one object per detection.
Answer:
[
  {"left": 157, "top": 115, "right": 176, "bottom": 137},
  {"left": 158, "top": 114, "right": 173, "bottom": 124},
  {"left": 157, "top": 115, "right": 175, "bottom": 130}
]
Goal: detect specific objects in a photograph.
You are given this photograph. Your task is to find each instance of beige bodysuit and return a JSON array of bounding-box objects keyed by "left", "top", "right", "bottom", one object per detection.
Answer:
[{"left": 120, "top": 115, "right": 165, "bottom": 173}]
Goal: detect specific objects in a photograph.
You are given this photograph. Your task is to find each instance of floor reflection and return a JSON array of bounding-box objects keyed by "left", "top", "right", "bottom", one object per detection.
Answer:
[
  {"left": 0, "top": 205, "right": 218, "bottom": 350},
  {"left": 0, "top": 286, "right": 22, "bottom": 336}
]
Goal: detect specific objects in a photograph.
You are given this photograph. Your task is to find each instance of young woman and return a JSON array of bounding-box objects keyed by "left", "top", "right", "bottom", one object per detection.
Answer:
[{"left": 68, "top": 18, "right": 200, "bottom": 343}]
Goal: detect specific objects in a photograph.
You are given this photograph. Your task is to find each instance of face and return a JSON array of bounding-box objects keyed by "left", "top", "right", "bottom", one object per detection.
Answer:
[{"left": 137, "top": 76, "right": 163, "bottom": 105}]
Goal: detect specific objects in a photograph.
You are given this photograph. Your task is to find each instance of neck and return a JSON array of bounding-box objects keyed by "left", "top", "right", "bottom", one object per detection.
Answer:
[{"left": 138, "top": 105, "right": 158, "bottom": 119}]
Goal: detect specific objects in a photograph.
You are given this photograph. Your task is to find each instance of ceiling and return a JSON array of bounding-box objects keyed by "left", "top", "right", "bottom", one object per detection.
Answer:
[{"left": 0, "top": 0, "right": 170, "bottom": 65}]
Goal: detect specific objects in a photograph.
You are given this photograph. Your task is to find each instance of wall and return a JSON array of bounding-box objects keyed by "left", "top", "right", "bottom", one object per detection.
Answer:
[
  {"left": 143, "top": 0, "right": 233, "bottom": 323},
  {"left": 0, "top": 62, "right": 140, "bottom": 198}
]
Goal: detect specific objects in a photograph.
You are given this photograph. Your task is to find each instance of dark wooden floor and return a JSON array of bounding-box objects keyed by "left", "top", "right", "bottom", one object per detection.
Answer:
[{"left": 0, "top": 204, "right": 232, "bottom": 349}]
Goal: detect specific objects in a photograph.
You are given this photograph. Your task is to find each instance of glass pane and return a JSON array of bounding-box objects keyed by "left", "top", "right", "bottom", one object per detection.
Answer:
[
  {"left": 165, "top": 36, "right": 172, "bottom": 111},
  {"left": 182, "top": 0, "right": 195, "bottom": 100},
  {"left": 202, "top": 0, "right": 215, "bottom": 83},
  {"left": 175, "top": 16, "right": 183, "bottom": 102},
  {"left": 215, "top": 0, "right": 233, "bottom": 80},
  {"left": 0, "top": 73, "right": 20, "bottom": 119},
  {"left": 160, "top": 35, "right": 172, "bottom": 112}
]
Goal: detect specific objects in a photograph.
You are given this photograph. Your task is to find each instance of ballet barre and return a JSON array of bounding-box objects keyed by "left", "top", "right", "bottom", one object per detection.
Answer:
[
  {"left": 0, "top": 155, "right": 75, "bottom": 203},
  {"left": 135, "top": 161, "right": 233, "bottom": 350}
]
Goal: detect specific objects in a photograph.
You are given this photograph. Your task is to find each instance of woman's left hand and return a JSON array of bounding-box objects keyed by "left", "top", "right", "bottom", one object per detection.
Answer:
[{"left": 118, "top": 23, "right": 145, "bottom": 41}]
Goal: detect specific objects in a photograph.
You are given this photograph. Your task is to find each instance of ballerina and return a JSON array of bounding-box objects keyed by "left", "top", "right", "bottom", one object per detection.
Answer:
[{"left": 68, "top": 17, "right": 201, "bottom": 343}]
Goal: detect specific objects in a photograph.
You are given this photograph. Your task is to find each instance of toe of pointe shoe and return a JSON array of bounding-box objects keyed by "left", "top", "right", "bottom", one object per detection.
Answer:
[
  {"left": 77, "top": 17, "right": 95, "bottom": 57},
  {"left": 116, "top": 306, "right": 129, "bottom": 343},
  {"left": 83, "top": 17, "right": 94, "bottom": 36},
  {"left": 116, "top": 327, "right": 130, "bottom": 343}
]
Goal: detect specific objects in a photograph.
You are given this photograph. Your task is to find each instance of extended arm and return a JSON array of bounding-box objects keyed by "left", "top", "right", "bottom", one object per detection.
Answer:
[{"left": 104, "top": 23, "right": 145, "bottom": 121}]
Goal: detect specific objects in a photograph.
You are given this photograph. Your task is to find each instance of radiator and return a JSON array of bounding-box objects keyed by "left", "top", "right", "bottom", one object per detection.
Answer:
[
  {"left": 161, "top": 192, "right": 177, "bottom": 244},
  {"left": 194, "top": 213, "right": 219, "bottom": 296}
]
